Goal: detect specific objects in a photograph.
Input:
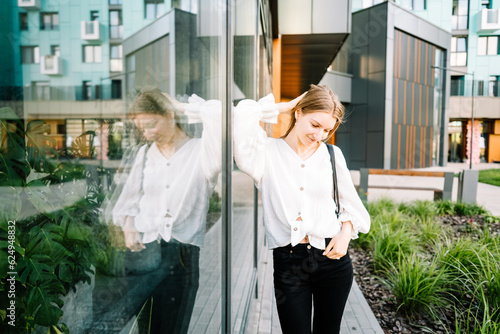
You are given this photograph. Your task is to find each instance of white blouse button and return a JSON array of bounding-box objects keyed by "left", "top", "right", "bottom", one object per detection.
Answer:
[
  {"left": 167, "top": 162, "right": 171, "bottom": 166},
  {"left": 166, "top": 224, "right": 171, "bottom": 228},
  {"left": 166, "top": 185, "right": 170, "bottom": 189},
  {"left": 299, "top": 187, "right": 304, "bottom": 191},
  {"left": 301, "top": 164, "right": 305, "bottom": 168},
  {"left": 293, "top": 227, "right": 298, "bottom": 231},
  {"left": 298, "top": 212, "right": 301, "bottom": 216}
]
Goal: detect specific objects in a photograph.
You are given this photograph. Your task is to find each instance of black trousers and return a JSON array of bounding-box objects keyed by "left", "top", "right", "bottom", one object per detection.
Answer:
[
  {"left": 138, "top": 240, "right": 200, "bottom": 334},
  {"left": 273, "top": 243, "right": 353, "bottom": 334}
]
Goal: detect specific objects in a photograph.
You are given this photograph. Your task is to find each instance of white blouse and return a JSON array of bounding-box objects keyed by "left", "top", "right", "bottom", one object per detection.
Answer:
[
  {"left": 112, "top": 96, "right": 221, "bottom": 247},
  {"left": 233, "top": 94, "right": 370, "bottom": 250}
]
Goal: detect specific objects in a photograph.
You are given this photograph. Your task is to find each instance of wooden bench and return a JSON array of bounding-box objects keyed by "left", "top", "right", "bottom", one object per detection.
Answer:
[{"left": 358, "top": 169, "right": 454, "bottom": 202}]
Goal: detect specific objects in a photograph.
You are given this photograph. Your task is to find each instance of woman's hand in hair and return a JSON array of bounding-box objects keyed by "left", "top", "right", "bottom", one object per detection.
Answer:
[
  {"left": 123, "top": 215, "right": 145, "bottom": 252},
  {"left": 276, "top": 92, "right": 306, "bottom": 114},
  {"left": 162, "top": 92, "right": 187, "bottom": 114},
  {"left": 323, "top": 221, "right": 353, "bottom": 260}
]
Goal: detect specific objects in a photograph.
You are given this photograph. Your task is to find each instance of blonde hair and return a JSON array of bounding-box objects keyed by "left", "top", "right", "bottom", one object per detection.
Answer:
[
  {"left": 128, "top": 86, "right": 184, "bottom": 128},
  {"left": 282, "top": 84, "right": 345, "bottom": 141}
]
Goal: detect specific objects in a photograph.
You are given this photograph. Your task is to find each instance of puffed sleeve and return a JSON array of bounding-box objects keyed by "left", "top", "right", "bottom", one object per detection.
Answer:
[
  {"left": 334, "top": 146, "right": 370, "bottom": 239},
  {"left": 233, "top": 93, "right": 279, "bottom": 184},
  {"left": 111, "top": 145, "right": 148, "bottom": 227},
  {"left": 184, "top": 94, "right": 222, "bottom": 182}
]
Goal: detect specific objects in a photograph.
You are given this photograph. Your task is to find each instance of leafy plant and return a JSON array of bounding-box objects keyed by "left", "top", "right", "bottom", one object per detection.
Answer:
[
  {"left": 0, "top": 109, "right": 106, "bottom": 333},
  {"left": 354, "top": 197, "right": 500, "bottom": 333},
  {"left": 452, "top": 202, "right": 488, "bottom": 217},
  {"left": 383, "top": 253, "right": 452, "bottom": 320}
]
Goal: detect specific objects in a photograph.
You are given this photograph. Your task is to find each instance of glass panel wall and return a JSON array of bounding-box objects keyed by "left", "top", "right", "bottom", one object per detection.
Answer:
[
  {"left": 0, "top": 1, "right": 274, "bottom": 333},
  {"left": 231, "top": 0, "right": 258, "bottom": 332}
]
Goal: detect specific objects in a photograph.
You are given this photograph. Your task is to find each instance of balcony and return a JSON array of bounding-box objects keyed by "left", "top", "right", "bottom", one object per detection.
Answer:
[
  {"left": 81, "top": 21, "right": 100, "bottom": 40},
  {"left": 40, "top": 55, "right": 63, "bottom": 75},
  {"left": 477, "top": 8, "right": 500, "bottom": 32},
  {"left": 18, "top": 0, "right": 40, "bottom": 10}
]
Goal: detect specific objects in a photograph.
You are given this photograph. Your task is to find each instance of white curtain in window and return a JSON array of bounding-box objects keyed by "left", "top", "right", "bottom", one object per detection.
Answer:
[
  {"left": 487, "top": 36, "right": 498, "bottom": 55},
  {"left": 478, "top": 37, "right": 487, "bottom": 55},
  {"left": 94, "top": 46, "right": 102, "bottom": 62}
]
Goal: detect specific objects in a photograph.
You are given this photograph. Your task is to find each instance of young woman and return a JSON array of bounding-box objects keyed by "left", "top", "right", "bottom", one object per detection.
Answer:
[
  {"left": 234, "top": 84, "right": 370, "bottom": 334},
  {"left": 111, "top": 87, "right": 221, "bottom": 333}
]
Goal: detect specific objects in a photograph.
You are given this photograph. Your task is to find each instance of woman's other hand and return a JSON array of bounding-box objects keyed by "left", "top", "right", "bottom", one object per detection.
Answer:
[
  {"left": 323, "top": 221, "right": 353, "bottom": 260},
  {"left": 123, "top": 216, "right": 145, "bottom": 252}
]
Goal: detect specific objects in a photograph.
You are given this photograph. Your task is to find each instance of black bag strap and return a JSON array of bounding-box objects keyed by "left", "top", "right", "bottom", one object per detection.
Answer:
[{"left": 326, "top": 144, "right": 340, "bottom": 219}]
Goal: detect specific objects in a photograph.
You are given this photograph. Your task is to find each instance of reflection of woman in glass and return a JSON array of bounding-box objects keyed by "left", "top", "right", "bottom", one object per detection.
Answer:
[
  {"left": 234, "top": 85, "right": 370, "bottom": 334},
  {"left": 112, "top": 87, "right": 221, "bottom": 333}
]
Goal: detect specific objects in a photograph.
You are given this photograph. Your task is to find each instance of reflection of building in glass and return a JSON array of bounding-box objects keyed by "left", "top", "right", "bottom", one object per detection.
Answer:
[{"left": 3, "top": 0, "right": 500, "bottom": 333}]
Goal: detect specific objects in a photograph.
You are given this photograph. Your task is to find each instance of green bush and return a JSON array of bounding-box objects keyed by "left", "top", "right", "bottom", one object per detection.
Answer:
[
  {"left": 355, "top": 198, "right": 500, "bottom": 333},
  {"left": 452, "top": 202, "right": 488, "bottom": 216},
  {"left": 383, "top": 254, "right": 452, "bottom": 319},
  {"left": 398, "top": 200, "right": 438, "bottom": 222},
  {"left": 0, "top": 110, "right": 106, "bottom": 333}
]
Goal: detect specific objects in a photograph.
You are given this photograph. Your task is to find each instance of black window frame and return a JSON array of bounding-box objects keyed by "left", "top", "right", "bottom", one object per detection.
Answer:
[
  {"left": 109, "top": 10, "right": 123, "bottom": 39},
  {"left": 477, "top": 36, "right": 500, "bottom": 56},
  {"left": 21, "top": 45, "right": 39, "bottom": 64},
  {"left": 490, "top": 76, "right": 500, "bottom": 97},
  {"left": 90, "top": 10, "right": 99, "bottom": 21},
  {"left": 451, "top": 36, "right": 468, "bottom": 66},
  {"left": 40, "top": 12, "right": 59, "bottom": 30},
  {"left": 82, "top": 45, "right": 102, "bottom": 63},
  {"left": 19, "top": 12, "right": 28, "bottom": 31},
  {"left": 452, "top": 0, "right": 469, "bottom": 30},
  {"left": 82, "top": 81, "right": 92, "bottom": 100},
  {"left": 481, "top": 0, "right": 492, "bottom": 9},
  {"left": 144, "top": 0, "right": 165, "bottom": 19}
]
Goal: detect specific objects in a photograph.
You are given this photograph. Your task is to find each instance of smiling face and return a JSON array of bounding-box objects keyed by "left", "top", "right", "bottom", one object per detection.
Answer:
[
  {"left": 282, "top": 85, "right": 345, "bottom": 145},
  {"left": 134, "top": 113, "right": 175, "bottom": 144},
  {"left": 295, "top": 111, "right": 337, "bottom": 147}
]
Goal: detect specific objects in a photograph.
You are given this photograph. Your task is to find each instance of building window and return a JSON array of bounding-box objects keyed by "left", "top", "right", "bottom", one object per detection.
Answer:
[
  {"left": 145, "top": 0, "right": 165, "bottom": 19},
  {"left": 82, "top": 81, "right": 92, "bottom": 100},
  {"left": 109, "top": 10, "right": 123, "bottom": 39},
  {"left": 20, "top": 13, "right": 28, "bottom": 30},
  {"left": 399, "top": 0, "right": 426, "bottom": 10},
  {"left": 412, "top": 0, "right": 426, "bottom": 10},
  {"left": 40, "top": 12, "right": 59, "bottom": 30},
  {"left": 110, "top": 45, "right": 123, "bottom": 72},
  {"left": 111, "top": 80, "right": 122, "bottom": 99},
  {"left": 452, "top": 0, "right": 468, "bottom": 30},
  {"left": 477, "top": 80, "right": 485, "bottom": 96},
  {"left": 478, "top": 36, "right": 499, "bottom": 55},
  {"left": 82, "top": 45, "right": 102, "bottom": 63},
  {"left": 90, "top": 10, "right": 99, "bottom": 21},
  {"left": 362, "top": 0, "right": 385, "bottom": 8},
  {"left": 450, "top": 76, "right": 465, "bottom": 96},
  {"left": 481, "top": 0, "right": 492, "bottom": 9},
  {"left": 33, "top": 82, "right": 50, "bottom": 100},
  {"left": 109, "top": 0, "right": 122, "bottom": 5},
  {"left": 451, "top": 36, "right": 467, "bottom": 66},
  {"left": 21, "top": 46, "right": 39, "bottom": 64},
  {"left": 490, "top": 76, "right": 500, "bottom": 97},
  {"left": 51, "top": 45, "right": 60, "bottom": 57}
]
